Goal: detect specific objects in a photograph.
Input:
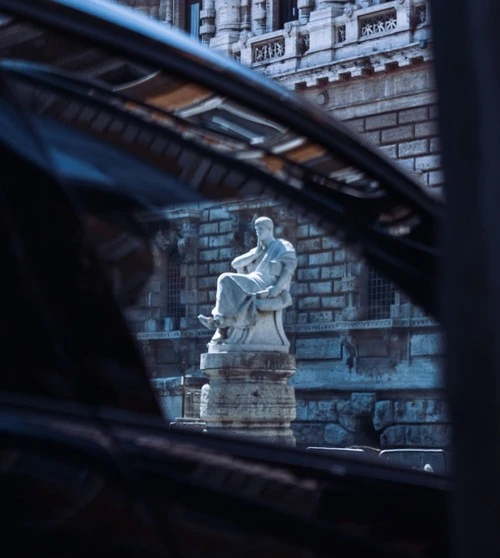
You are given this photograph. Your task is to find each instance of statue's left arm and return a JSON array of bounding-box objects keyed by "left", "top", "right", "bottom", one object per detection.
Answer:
[
  {"left": 266, "top": 241, "right": 297, "bottom": 298},
  {"left": 267, "top": 263, "right": 295, "bottom": 298}
]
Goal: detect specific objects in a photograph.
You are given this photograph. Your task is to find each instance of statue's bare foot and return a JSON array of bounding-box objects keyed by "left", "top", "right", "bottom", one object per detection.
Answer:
[
  {"left": 211, "top": 328, "right": 228, "bottom": 343},
  {"left": 198, "top": 314, "right": 216, "bottom": 330}
]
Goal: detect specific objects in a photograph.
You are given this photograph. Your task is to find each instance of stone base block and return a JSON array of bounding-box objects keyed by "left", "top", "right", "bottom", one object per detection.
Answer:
[
  {"left": 200, "top": 352, "right": 297, "bottom": 446},
  {"left": 170, "top": 418, "right": 207, "bottom": 432}
]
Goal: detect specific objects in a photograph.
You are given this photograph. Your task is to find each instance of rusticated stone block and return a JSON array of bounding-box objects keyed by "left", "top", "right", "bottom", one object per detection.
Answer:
[
  {"left": 337, "top": 401, "right": 358, "bottom": 432},
  {"left": 350, "top": 392, "right": 376, "bottom": 415},
  {"left": 410, "top": 332, "right": 444, "bottom": 356},
  {"left": 324, "top": 424, "right": 354, "bottom": 446},
  {"left": 381, "top": 424, "right": 451, "bottom": 448},
  {"left": 293, "top": 424, "right": 325, "bottom": 447},
  {"left": 296, "top": 337, "right": 341, "bottom": 359},
  {"left": 393, "top": 399, "right": 449, "bottom": 423},
  {"left": 307, "top": 400, "right": 338, "bottom": 421},
  {"left": 373, "top": 400, "right": 394, "bottom": 431},
  {"left": 296, "top": 399, "right": 308, "bottom": 420}
]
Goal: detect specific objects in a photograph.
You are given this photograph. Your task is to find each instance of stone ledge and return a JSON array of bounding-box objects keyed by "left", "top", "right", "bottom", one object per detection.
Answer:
[
  {"left": 137, "top": 317, "right": 439, "bottom": 341},
  {"left": 201, "top": 351, "right": 296, "bottom": 375}
]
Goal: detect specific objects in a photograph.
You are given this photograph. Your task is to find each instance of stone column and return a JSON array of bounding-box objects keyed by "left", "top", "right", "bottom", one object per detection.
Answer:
[
  {"left": 200, "top": 352, "right": 297, "bottom": 445},
  {"left": 210, "top": 0, "right": 241, "bottom": 53}
]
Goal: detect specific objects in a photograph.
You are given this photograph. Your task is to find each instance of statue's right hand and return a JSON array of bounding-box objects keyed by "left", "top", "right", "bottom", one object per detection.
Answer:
[{"left": 256, "top": 287, "right": 271, "bottom": 299}]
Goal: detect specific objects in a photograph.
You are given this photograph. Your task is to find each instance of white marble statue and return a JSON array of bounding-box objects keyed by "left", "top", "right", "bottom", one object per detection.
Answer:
[{"left": 198, "top": 216, "right": 297, "bottom": 348}]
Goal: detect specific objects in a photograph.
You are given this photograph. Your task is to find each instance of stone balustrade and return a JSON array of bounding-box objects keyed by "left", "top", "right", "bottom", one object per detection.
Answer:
[{"left": 219, "top": 0, "right": 431, "bottom": 82}]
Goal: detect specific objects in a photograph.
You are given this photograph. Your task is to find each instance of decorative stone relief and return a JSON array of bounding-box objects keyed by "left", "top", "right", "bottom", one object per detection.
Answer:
[
  {"left": 344, "top": 3, "right": 360, "bottom": 18},
  {"left": 316, "top": 90, "right": 329, "bottom": 106},
  {"left": 299, "top": 32, "right": 310, "bottom": 54},
  {"left": 359, "top": 9, "right": 397, "bottom": 37},
  {"left": 413, "top": 2, "right": 427, "bottom": 26},
  {"left": 253, "top": 37, "right": 285, "bottom": 62},
  {"left": 153, "top": 217, "right": 197, "bottom": 263},
  {"left": 341, "top": 334, "right": 358, "bottom": 372},
  {"left": 336, "top": 24, "right": 346, "bottom": 43}
]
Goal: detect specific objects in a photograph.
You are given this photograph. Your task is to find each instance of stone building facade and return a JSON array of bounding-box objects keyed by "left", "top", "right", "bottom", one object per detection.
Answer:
[{"left": 117, "top": 0, "right": 448, "bottom": 451}]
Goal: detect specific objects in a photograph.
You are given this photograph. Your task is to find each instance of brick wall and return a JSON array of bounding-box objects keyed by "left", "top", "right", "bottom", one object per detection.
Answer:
[
  {"left": 297, "top": 63, "right": 443, "bottom": 194},
  {"left": 346, "top": 104, "right": 442, "bottom": 188}
]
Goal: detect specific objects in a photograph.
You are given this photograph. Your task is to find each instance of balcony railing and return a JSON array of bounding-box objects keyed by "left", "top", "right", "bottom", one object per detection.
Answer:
[
  {"left": 253, "top": 37, "right": 285, "bottom": 63},
  {"left": 359, "top": 9, "right": 397, "bottom": 38}
]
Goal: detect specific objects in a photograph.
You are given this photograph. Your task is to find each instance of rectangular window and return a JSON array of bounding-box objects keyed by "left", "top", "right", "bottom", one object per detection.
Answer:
[
  {"left": 367, "top": 268, "right": 395, "bottom": 320},
  {"left": 186, "top": 0, "right": 200, "bottom": 39},
  {"left": 279, "top": 0, "right": 297, "bottom": 27}
]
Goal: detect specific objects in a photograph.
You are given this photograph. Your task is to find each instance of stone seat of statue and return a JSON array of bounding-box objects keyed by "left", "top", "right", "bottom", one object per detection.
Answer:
[{"left": 208, "top": 289, "right": 293, "bottom": 354}]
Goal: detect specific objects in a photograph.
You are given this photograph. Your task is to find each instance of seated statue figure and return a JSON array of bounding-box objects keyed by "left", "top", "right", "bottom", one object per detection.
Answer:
[{"left": 198, "top": 217, "right": 297, "bottom": 351}]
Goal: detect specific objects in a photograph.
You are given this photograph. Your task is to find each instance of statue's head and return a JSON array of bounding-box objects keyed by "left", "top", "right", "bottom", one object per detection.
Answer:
[{"left": 254, "top": 216, "right": 274, "bottom": 243}]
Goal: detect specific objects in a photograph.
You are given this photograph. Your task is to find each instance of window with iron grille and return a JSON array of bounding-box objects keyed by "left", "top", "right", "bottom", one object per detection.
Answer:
[
  {"left": 164, "top": 249, "right": 184, "bottom": 330},
  {"left": 367, "top": 267, "right": 395, "bottom": 320}
]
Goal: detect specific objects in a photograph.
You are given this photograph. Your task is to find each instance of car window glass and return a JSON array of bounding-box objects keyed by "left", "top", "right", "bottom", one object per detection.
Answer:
[{"left": 0, "top": 12, "right": 448, "bottom": 474}]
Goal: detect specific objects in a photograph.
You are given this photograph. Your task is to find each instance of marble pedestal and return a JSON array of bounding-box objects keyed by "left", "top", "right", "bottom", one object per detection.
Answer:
[{"left": 200, "top": 352, "right": 296, "bottom": 446}]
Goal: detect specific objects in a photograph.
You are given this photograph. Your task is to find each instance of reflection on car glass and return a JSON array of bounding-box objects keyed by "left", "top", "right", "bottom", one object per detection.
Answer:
[
  {"left": 0, "top": 4, "right": 448, "bottom": 480},
  {"left": 0, "top": 17, "right": 430, "bottom": 220},
  {"left": 2, "top": 58, "right": 423, "bottom": 240}
]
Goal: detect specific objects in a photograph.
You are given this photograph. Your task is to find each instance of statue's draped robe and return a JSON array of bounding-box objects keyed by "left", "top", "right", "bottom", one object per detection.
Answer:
[{"left": 212, "top": 239, "right": 297, "bottom": 329}]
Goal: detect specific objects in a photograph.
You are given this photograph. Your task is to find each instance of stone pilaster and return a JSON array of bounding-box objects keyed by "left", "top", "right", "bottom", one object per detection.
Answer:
[
  {"left": 297, "top": 0, "right": 314, "bottom": 24},
  {"left": 240, "top": 0, "right": 251, "bottom": 31},
  {"left": 158, "top": 0, "right": 173, "bottom": 23},
  {"left": 200, "top": 0, "right": 216, "bottom": 44},
  {"left": 210, "top": 0, "right": 241, "bottom": 53},
  {"left": 252, "top": 0, "right": 266, "bottom": 34},
  {"left": 200, "top": 352, "right": 297, "bottom": 445}
]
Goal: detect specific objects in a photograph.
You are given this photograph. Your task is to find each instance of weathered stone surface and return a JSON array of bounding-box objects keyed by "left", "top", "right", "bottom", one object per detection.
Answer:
[
  {"left": 200, "top": 352, "right": 297, "bottom": 445},
  {"left": 393, "top": 399, "right": 449, "bottom": 423},
  {"left": 410, "top": 332, "right": 444, "bottom": 356},
  {"left": 350, "top": 392, "right": 376, "bottom": 415},
  {"left": 296, "top": 399, "right": 308, "bottom": 420},
  {"left": 357, "top": 338, "right": 389, "bottom": 357},
  {"left": 324, "top": 424, "right": 354, "bottom": 446},
  {"left": 373, "top": 400, "right": 394, "bottom": 431},
  {"left": 296, "top": 337, "right": 342, "bottom": 359},
  {"left": 381, "top": 424, "right": 451, "bottom": 448},
  {"left": 337, "top": 402, "right": 359, "bottom": 432},
  {"left": 293, "top": 424, "right": 325, "bottom": 447},
  {"left": 307, "top": 399, "right": 338, "bottom": 421}
]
